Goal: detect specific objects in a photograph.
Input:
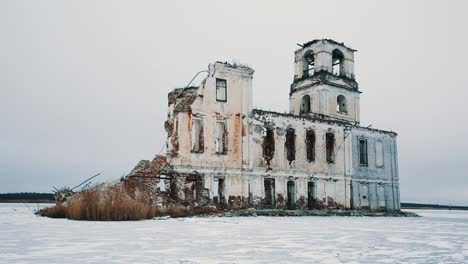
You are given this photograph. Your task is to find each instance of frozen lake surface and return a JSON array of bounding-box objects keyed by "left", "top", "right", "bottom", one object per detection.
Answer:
[{"left": 0, "top": 204, "right": 467, "bottom": 263}]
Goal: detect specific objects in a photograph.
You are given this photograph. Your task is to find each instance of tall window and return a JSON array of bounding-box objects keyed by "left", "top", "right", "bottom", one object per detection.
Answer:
[
  {"left": 332, "top": 49, "right": 344, "bottom": 76},
  {"left": 285, "top": 128, "right": 296, "bottom": 164},
  {"left": 336, "top": 95, "right": 348, "bottom": 114},
  {"left": 306, "top": 130, "right": 316, "bottom": 162},
  {"left": 303, "top": 51, "right": 315, "bottom": 77},
  {"left": 326, "top": 132, "right": 335, "bottom": 163},
  {"left": 191, "top": 118, "right": 204, "bottom": 153},
  {"left": 216, "top": 78, "right": 227, "bottom": 102},
  {"left": 262, "top": 127, "right": 275, "bottom": 162},
  {"left": 214, "top": 121, "right": 228, "bottom": 154},
  {"left": 359, "top": 138, "right": 368, "bottom": 166}
]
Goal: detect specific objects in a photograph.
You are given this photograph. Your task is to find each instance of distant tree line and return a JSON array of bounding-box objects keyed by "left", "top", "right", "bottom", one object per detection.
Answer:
[
  {"left": 401, "top": 202, "right": 468, "bottom": 210},
  {"left": 0, "top": 192, "right": 54, "bottom": 201}
]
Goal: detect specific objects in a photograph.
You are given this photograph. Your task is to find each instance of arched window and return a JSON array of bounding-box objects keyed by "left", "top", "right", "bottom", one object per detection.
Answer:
[
  {"left": 336, "top": 95, "right": 347, "bottom": 113},
  {"left": 300, "top": 95, "right": 311, "bottom": 114},
  {"left": 332, "top": 49, "right": 344, "bottom": 76},
  {"left": 303, "top": 51, "right": 315, "bottom": 77}
]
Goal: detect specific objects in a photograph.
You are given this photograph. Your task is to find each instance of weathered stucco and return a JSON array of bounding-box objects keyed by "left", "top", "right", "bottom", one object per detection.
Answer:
[{"left": 131, "top": 39, "right": 400, "bottom": 211}]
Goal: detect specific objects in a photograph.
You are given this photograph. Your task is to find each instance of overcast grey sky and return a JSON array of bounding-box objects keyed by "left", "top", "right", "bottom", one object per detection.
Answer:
[{"left": 1, "top": 0, "right": 467, "bottom": 205}]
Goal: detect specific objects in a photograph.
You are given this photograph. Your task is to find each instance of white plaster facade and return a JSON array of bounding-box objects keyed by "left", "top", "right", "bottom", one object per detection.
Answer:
[{"left": 164, "top": 39, "right": 400, "bottom": 210}]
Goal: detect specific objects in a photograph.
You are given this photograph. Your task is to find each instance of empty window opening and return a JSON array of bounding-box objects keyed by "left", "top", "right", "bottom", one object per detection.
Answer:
[
  {"left": 287, "top": 180, "right": 296, "bottom": 210},
  {"left": 157, "top": 178, "right": 166, "bottom": 192},
  {"left": 336, "top": 95, "right": 348, "bottom": 114},
  {"left": 306, "top": 130, "right": 316, "bottom": 162},
  {"left": 307, "top": 182, "right": 317, "bottom": 209},
  {"left": 285, "top": 128, "right": 296, "bottom": 164},
  {"left": 264, "top": 178, "right": 275, "bottom": 207},
  {"left": 359, "top": 138, "right": 368, "bottom": 166},
  {"left": 300, "top": 95, "right": 311, "bottom": 115},
  {"left": 215, "top": 121, "right": 228, "bottom": 154},
  {"left": 332, "top": 49, "right": 344, "bottom": 76},
  {"left": 375, "top": 140, "right": 384, "bottom": 167},
  {"left": 262, "top": 127, "right": 275, "bottom": 164},
  {"left": 216, "top": 78, "right": 227, "bottom": 102},
  {"left": 303, "top": 51, "right": 315, "bottom": 77},
  {"left": 326, "top": 132, "right": 335, "bottom": 163},
  {"left": 191, "top": 118, "right": 204, "bottom": 153},
  {"left": 192, "top": 184, "right": 198, "bottom": 201}
]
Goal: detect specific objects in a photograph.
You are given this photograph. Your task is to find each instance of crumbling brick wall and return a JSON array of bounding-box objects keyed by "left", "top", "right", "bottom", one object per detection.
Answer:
[
  {"left": 168, "top": 172, "right": 210, "bottom": 207},
  {"left": 122, "top": 154, "right": 212, "bottom": 208}
]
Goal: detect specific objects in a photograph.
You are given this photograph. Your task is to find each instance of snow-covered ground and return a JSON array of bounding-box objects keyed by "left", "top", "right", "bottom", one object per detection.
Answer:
[{"left": 0, "top": 204, "right": 467, "bottom": 263}]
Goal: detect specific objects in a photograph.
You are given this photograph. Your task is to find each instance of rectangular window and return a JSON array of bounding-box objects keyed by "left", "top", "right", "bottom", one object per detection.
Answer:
[
  {"left": 214, "top": 121, "right": 228, "bottom": 154},
  {"left": 326, "top": 132, "right": 335, "bottom": 163},
  {"left": 359, "top": 138, "right": 368, "bottom": 166},
  {"left": 191, "top": 118, "right": 204, "bottom": 153},
  {"left": 306, "top": 130, "right": 315, "bottom": 162},
  {"left": 375, "top": 140, "right": 384, "bottom": 167},
  {"left": 262, "top": 127, "right": 275, "bottom": 163},
  {"left": 285, "top": 128, "right": 296, "bottom": 164},
  {"left": 216, "top": 78, "right": 227, "bottom": 102}
]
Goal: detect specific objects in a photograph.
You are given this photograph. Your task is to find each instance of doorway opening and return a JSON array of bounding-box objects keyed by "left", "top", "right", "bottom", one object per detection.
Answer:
[
  {"left": 308, "top": 181, "right": 317, "bottom": 209},
  {"left": 218, "top": 178, "right": 225, "bottom": 205},
  {"left": 287, "top": 180, "right": 295, "bottom": 209},
  {"left": 264, "top": 178, "right": 275, "bottom": 207}
]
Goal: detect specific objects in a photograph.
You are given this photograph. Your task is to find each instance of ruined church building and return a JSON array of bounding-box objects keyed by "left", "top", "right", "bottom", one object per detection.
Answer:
[{"left": 162, "top": 39, "right": 400, "bottom": 210}]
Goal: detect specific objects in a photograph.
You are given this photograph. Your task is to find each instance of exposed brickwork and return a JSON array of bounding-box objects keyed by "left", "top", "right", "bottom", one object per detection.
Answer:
[
  {"left": 228, "top": 195, "right": 245, "bottom": 209},
  {"left": 296, "top": 195, "right": 306, "bottom": 209},
  {"left": 128, "top": 155, "right": 167, "bottom": 177},
  {"left": 276, "top": 194, "right": 285, "bottom": 208}
]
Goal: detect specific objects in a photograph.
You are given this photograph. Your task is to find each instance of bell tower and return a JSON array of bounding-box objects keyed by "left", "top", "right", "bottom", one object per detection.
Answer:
[{"left": 289, "top": 39, "right": 361, "bottom": 124}]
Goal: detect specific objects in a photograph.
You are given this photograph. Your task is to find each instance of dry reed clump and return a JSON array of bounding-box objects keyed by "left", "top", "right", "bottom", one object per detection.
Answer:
[
  {"left": 38, "top": 189, "right": 218, "bottom": 220},
  {"left": 38, "top": 205, "right": 67, "bottom": 218},
  {"left": 39, "top": 189, "right": 156, "bottom": 221}
]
